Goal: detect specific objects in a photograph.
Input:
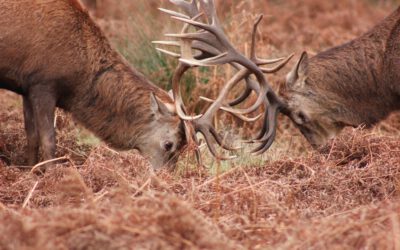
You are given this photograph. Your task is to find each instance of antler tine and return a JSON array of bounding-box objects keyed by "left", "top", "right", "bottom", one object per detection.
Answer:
[
  {"left": 250, "top": 93, "right": 289, "bottom": 155},
  {"left": 253, "top": 102, "right": 279, "bottom": 143},
  {"left": 261, "top": 53, "right": 294, "bottom": 73},
  {"left": 228, "top": 85, "right": 252, "bottom": 107},
  {"left": 198, "top": 0, "right": 220, "bottom": 25},
  {"left": 171, "top": 16, "right": 219, "bottom": 35},
  {"left": 257, "top": 57, "right": 288, "bottom": 65},
  {"left": 228, "top": 75, "right": 262, "bottom": 107},
  {"left": 164, "top": 31, "right": 208, "bottom": 40},
  {"left": 250, "top": 110, "right": 278, "bottom": 155},
  {"left": 158, "top": 8, "right": 190, "bottom": 19},
  {"left": 155, "top": 47, "right": 181, "bottom": 58},
  {"left": 169, "top": 13, "right": 205, "bottom": 121},
  {"left": 250, "top": 14, "right": 264, "bottom": 63},
  {"left": 172, "top": 63, "right": 203, "bottom": 121},
  {"left": 179, "top": 52, "right": 229, "bottom": 67},
  {"left": 224, "top": 109, "right": 262, "bottom": 122},
  {"left": 199, "top": 131, "right": 238, "bottom": 160},
  {"left": 192, "top": 40, "right": 222, "bottom": 58},
  {"left": 165, "top": 31, "right": 226, "bottom": 59},
  {"left": 169, "top": 0, "right": 199, "bottom": 18},
  {"left": 251, "top": 132, "right": 276, "bottom": 155},
  {"left": 152, "top": 40, "right": 180, "bottom": 47},
  {"left": 200, "top": 96, "right": 262, "bottom": 122},
  {"left": 250, "top": 15, "right": 293, "bottom": 67},
  {"left": 195, "top": 125, "right": 239, "bottom": 160}
]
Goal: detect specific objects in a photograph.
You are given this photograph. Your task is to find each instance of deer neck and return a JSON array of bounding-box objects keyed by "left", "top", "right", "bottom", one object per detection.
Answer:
[
  {"left": 307, "top": 8, "right": 400, "bottom": 128},
  {"left": 71, "top": 60, "right": 161, "bottom": 150}
]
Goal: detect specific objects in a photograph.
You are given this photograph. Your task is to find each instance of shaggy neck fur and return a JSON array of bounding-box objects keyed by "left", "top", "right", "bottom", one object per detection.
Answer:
[
  {"left": 64, "top": 5, "right": 173, "bottom": 150},
  {"left": 305, "top": 7, "right": 400, "bottom": 127},
  {"left": 74, "top": 62, "right": 171, "bottom": 150}
]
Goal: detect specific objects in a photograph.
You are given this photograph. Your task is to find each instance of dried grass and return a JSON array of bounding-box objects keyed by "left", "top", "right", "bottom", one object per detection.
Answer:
[{"left": 1, "top": 0, "right": 400, "bottom": 249}]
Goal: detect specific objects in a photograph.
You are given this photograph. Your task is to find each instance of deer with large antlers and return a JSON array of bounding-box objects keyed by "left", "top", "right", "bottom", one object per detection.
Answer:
[
  {"left": 282, "top": 7, "right": 400, "bottom": 148},
  {"left": 0, "top": 0, "right": 292, "bottom": 169},
  {"left": 171, "top": 2, "right": 400, "bottom": 154},
  {"left": 0, "top": 0, "right": 190, "bottom": 169},
  {"left": 156, "top": 0, "right": 293, "bottom": 158}
]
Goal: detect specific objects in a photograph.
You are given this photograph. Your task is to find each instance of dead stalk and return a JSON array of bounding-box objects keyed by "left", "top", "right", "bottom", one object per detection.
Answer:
[
  {"left": 132, "top": 178, "right": 152, "bottom": 197},
  {"left": 30, "top": 156, "right": 69, "bottom": 174},
  {"left": 240, "top": 166, "right": 258, "bottom": 220},
  {"left": 22, "top": 180, "right": 39, "bottom": 208},
  {"left": 197, "top": 165, "right": 241, "bottom": 188}
]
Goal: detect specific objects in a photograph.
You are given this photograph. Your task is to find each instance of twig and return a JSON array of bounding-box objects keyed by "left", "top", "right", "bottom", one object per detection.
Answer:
[
  {"left": 197, "top": 165, "right": 241, "bottom": 188},
  {"left": 368, "top": 138, "right": 374, "bottom": 163},
  {"left": 102, "top": 145, "right": 120, "bottom": 155},
  {"left": 93, "top": 188, "right": 109, "bottom": 203},
  {"left": 22, "top": 180, "right": 39, "bottom": 208},
  {"left": 132, "top": 178, "right": 151, "bottom": 197},
  {"left": 57, "top": 144, "right": 87, "bottom": 158},
  {"left": 201, "top": 179, "right": 286, "bottom": 207},
  {"left": 240, "top": 166, "right": 258, "bottom": 219},
  {"left": 30, "top": 156, "right": 69, "bottom": 174},
  {"left": 326, "top": 137, "right": 336, "bottom": 161}
]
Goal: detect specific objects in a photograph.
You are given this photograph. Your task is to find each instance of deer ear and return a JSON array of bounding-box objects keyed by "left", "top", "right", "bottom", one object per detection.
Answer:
[
  {"left": 150, "top": 93, "right": 176, "bottom": 117},
  {"left": 286, "top": 51, "right": 309, "bottom": 88}
]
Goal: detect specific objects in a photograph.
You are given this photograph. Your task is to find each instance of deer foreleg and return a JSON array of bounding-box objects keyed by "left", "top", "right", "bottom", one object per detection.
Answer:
[
  {"left": 28, "top": 85, "right": 56, "bottom": 165},
  {"left": 23, "top": 96, "right": 40, "bottom": 165}
]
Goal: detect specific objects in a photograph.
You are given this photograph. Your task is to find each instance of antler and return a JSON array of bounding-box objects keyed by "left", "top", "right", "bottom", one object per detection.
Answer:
[
  {"left": 154, "top": 2, "right": 238, "bottom": 159},
  {"left": 154, "top": 0, "right": 293, "bottom": 159}
]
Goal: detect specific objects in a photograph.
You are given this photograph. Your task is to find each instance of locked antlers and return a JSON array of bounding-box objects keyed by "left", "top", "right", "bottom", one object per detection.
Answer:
[{"left": 154, "top": 0, "right": 293, "bottom": 159}]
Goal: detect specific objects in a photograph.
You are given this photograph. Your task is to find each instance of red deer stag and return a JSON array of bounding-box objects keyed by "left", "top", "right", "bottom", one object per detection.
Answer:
[
  {"left": 0, "top": 0, "right": 188, "bottom": 169},
  {"left": 0, "top": 0, "right": 292, "bottom": 168},
  {"left": 282, "top": 7, "right": 400, "bottom": 148},
  {"left": 203, "top": 6, "right": 400, "bottom": 154}
]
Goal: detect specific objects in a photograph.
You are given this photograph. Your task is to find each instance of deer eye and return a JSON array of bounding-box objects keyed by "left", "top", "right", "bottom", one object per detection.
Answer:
[
  {"left": 298, "top": 111, "right": 309, "bottom": 124},
  {"left": 163, "top": 141, "right": 174, "bottom": 152},
  {"left": 292, "top": 111, "right": 309, "bottom": 125}
]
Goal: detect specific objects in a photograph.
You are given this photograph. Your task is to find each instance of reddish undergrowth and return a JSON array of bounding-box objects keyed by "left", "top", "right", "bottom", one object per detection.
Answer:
[{"left": 1, "top": 0, "right": 399, "bottom": 249}]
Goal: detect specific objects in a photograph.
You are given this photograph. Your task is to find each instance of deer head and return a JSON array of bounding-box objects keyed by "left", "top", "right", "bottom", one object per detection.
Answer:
[
  {"left": 284, "top": 52, "right": 346, "bottom": 147},
  {"left": 136, "top": 92, "right": 186, "bottom": 169}
]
